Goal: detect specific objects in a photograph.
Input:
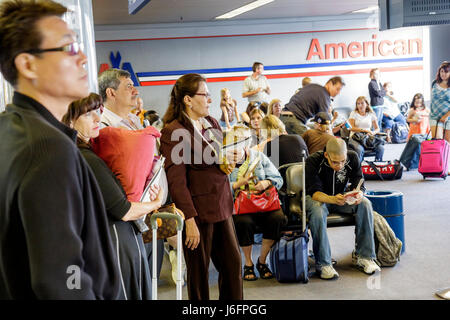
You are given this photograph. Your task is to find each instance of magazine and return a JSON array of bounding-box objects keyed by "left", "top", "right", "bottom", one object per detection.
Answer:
[
  {"left": 134, "top": 156, "right": 165, "bottom": 233},
  {"left": 343, "top": 178, "right": 364, "bottom": 205}
]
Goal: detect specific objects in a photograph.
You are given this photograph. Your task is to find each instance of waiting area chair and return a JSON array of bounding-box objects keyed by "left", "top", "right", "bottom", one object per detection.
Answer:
[{"left": 280, "top": 162, "right": 356, "bottom": 229}]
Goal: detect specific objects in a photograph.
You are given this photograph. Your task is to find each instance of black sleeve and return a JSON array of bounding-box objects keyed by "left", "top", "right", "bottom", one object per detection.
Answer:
[
  {"left": 347, "top": 150, "right": 365, "bottom": 192},
  {"left": 81, "top": 149, "right": 131, "bottom": 221},
  {"left": 317, "top": 96, "right": 330, "bottom": 114},
  {"left": 18, "top": 140, "right": 97, "bottom": 299},
  {"left": 368, "top": 81, "right": 386, "bottom": 99},
  {"left": 305, "top": 155, "right": 324, "bottom": 196}
]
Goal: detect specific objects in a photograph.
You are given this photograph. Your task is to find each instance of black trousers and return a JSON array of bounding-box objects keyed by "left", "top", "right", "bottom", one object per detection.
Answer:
[
  {"left": 183, "top": 216, "right": 243, "bottom": 300},
  {"left": 233, "top": 209, "right": 287, "bottom": 247}
]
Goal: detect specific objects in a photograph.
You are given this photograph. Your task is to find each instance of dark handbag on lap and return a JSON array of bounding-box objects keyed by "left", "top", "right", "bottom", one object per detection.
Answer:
[
  {"left": 352, "top": 132, "right": 385, "bottom": 149},
  {"left": 234, "top": 185, "right": 281, "bottom": 215},
  {"left": 142, "top": 203, "right": 184, "bottom": 243}
]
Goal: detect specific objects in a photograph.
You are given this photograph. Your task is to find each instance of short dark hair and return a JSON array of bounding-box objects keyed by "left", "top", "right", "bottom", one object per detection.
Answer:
[
  {"left": 252, "top": 62, "right": 263, "bottom": 72},
  {"left": 98, "top": 68, "right": 131, "bottom": 101},
  {"left": 0, "top": 0, "right": 67, "bottom": 86},
  {"left": 326, "top": 76, "right": 345, "bottom": 87},
  {"left": 62, "top": 93, "right": 103, "bottom": 126}
]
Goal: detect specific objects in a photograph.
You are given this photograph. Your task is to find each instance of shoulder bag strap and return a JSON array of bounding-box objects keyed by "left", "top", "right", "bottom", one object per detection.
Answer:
[{"left": 367, "top": 161, "right": 384, "bottom": 181}]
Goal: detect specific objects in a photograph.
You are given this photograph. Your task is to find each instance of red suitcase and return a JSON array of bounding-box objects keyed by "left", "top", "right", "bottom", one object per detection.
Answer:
[{"left": 418, "top": 129, "right": 449, "bottom": 180}]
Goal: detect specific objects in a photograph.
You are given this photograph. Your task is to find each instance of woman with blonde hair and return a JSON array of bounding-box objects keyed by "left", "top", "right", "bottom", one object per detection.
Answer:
[
  {"left": 219, "top": 88, "right": 240, "bottom": 130},
  {"left": 249, "top": 107, "right": 266, "bottom": 149},
  {"left": 348, "top": 96, "right": 384, "bottom": 162},
  {"left": 267, "top": 99, "right": 283, "bottom": 118},
  {"left": 226, "top": 126, "right": 286, "bottom": 281},
  {"left": 260, "top": 115, "right": 309, "bottom": 172}
]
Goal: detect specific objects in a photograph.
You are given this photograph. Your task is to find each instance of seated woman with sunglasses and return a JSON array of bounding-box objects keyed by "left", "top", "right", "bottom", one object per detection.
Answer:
[
  {"left": 227, "top": 126, "right": 287, "bottom": 281},
  {"left": 63, "top": 93, "right": 164, "bottom": 300}
]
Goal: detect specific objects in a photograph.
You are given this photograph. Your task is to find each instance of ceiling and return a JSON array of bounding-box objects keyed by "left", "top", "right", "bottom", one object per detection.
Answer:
[{"left": 92, "top": 0, "right": 378, "bottom": 25}]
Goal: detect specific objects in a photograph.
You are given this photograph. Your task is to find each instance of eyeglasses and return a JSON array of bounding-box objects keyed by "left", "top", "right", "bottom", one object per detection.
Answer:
[
  {"left": 25, "top": 41, "right": 83, "bottom": 56},
  {"left": 327, "top": 155, "right": 347, "bottom": 166},
  {"left": 195, "top": 92, "right": 211, "bottom": 99}
]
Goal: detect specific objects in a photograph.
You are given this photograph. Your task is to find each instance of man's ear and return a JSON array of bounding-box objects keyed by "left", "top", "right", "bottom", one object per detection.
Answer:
[
  {"left": 14, "top": 53, "right": 38, "bottom": 81},
  {"left": 105, "top": 87, "right": 115, "bottom": 99}
]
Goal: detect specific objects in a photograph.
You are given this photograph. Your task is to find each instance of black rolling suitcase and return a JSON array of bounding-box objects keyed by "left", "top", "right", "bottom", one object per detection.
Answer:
[{"left": 269, "top": 153, "right": 309, "bottom": 283}]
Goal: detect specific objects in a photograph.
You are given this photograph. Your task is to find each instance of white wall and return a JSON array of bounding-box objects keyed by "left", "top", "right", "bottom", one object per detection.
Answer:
[{"left": 94, "top": 15, "right": 428, "bottom": 120}]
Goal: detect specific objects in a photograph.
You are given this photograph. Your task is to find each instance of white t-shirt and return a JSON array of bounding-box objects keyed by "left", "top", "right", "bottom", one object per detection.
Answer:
[
  {"left": 382, "top": 96, "right": 401, "bottom": 119},
  {"left": 243, "top": 75, "right": 270, "bottom": 103},
  {"left": 349, "top": 110, "right": 377, "bottom": 137}
]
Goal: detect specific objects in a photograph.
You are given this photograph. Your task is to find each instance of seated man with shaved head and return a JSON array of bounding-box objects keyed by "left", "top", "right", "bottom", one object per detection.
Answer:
[{"left": 304, "top": 137, "right": 380, "bottom": 280}]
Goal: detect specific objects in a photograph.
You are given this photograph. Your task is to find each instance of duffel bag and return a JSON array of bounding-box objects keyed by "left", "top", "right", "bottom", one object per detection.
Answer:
[{"left": 362, "top": 160, "right": 403, "bottom": 180}]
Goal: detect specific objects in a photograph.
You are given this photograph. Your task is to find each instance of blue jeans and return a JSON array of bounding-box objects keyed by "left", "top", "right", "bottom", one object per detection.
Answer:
[
  {"left": 348, "top": 138, "right": 384, "bottom": 162},
  {"left": 219, "top": 119, "right": 236, "bottom": 129},
  {"left": 305, "top": 195, "right": 376, "bottom": 267},
  {"left": 372, "top": 106, "right": 384, "bottom": 129},
  {"left": 382, "top": 114, "right": 407, "bottom": 130}
]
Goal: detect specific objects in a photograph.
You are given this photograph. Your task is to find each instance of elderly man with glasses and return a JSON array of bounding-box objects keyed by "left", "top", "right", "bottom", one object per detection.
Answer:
[{"left": 304, "top": 137, "right": 380, "bottom": 280}]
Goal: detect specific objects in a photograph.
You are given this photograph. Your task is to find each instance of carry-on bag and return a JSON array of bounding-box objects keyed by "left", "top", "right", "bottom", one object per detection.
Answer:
[
  {"left": 391, "top": 122, "right": 409, "bottom": 144},
  {"left": 418, "top": 127, "right": 449, "bottom": 180},
  {"left": 362, "top": 160, "right": 403, "bottom": 180},
  {"left": 269, "top": 152, "right": 309, "bottom": 283},
  {"left": 150, "top": 213, "right": 184, "bottom": 300},
  {"left": 399, "top": 134, "right": 427, "bottom": 170}
]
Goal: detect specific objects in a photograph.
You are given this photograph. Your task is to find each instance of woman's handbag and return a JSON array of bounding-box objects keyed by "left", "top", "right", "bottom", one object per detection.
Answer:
[
  {"left": 234, "top": 185, "right": 281, "bottom": 215},
  {"left": 352, "top": 132, "right": 385, "bottom": 149},
  {"left": 142, "top": 203, "right": 185, "bottom": 243}
]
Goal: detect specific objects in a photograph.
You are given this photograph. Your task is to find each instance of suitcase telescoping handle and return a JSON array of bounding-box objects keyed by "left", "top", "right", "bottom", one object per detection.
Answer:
[
  {"left": 302, "top": 150, "right": 307, "bottom": 233},
  {"left": 150, "top": 213, "right": 184, "bottom": 300}
]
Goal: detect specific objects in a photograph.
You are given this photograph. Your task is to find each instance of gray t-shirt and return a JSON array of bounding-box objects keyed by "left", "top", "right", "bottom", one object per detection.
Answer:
[{"left": 243, "top": 75, "right": 270, "bottom": 103}]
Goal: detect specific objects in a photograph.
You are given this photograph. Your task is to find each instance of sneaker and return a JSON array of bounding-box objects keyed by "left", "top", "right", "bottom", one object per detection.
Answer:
[
  {"left": 169, "top": 249, "right": 186, "bottom": 286},
  {"left": 317, "top": 264, "right": 339, "bottom": 280},
  {"left": 352, "top": 252, "right": 381, "bottom": 275}
]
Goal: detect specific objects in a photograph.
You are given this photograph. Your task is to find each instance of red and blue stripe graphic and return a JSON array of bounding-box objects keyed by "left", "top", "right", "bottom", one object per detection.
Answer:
[{"left": 137, "top": 57, "right": 423, "bottom": 86}]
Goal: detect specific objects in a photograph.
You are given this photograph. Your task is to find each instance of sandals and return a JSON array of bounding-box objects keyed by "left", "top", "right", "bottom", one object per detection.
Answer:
[
  {"left": 243, "top": 264, "right": 258, "bottom": 281},
  {"left": 256, "top": 259, "right": 274, "bottom": 280}
]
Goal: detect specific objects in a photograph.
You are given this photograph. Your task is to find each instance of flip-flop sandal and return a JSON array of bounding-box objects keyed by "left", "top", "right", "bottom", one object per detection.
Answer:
[
  {"left": 256, "top": 259, "right": 274, "bottom": 279},
  {"left": 243, "top": 264, "right": 258, "bottom": 281}
]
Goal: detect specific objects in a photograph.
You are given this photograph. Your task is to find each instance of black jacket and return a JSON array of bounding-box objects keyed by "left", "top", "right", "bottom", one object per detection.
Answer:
[
  {"left": 368, "top": 79, "right": 386, "bottom": 107},
  {"left": 305, "top": 149, "right": 365, "bottom": 197},
  {"left": 0, "top": 92, "right": 120, "bottom": 299}
]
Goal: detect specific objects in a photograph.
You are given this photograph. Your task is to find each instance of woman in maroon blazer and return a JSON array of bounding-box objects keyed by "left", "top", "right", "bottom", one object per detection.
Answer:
[{"left": 160, "top": 73, "right": 243, "bottom": 300}]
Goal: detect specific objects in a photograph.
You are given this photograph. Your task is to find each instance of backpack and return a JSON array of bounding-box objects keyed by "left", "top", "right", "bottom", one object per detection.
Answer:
[
  {"left": 391, "top": 122, "right": 408, "bottom": 144},
  {"left": 373, "top": 211, "right": 402, "bottom": 267}
]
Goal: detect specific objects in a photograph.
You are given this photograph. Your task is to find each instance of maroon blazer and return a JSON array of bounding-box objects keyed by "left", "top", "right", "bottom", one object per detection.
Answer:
[{"left": 160, "top": 116, "right": 234, "bottom": 224}]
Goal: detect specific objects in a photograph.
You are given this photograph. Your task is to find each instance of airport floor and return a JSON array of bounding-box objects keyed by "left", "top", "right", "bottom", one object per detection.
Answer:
[{"left": 156, "top": 142, "right": 450, "bottom": 300}]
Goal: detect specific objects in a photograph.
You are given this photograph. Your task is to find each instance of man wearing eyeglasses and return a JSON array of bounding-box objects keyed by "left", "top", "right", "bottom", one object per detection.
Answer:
[
  {"left": 0, "top": 0, "right": 120, "bottom": 299},
  {"left": 304, "top": 137, "right": 380, "bottom": 280},
  {"left": 98, "top": 68, "right": 142, "bottom": 130},
  {"left": 98, "top": 68, "right": 170, "bottom": 285}
]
